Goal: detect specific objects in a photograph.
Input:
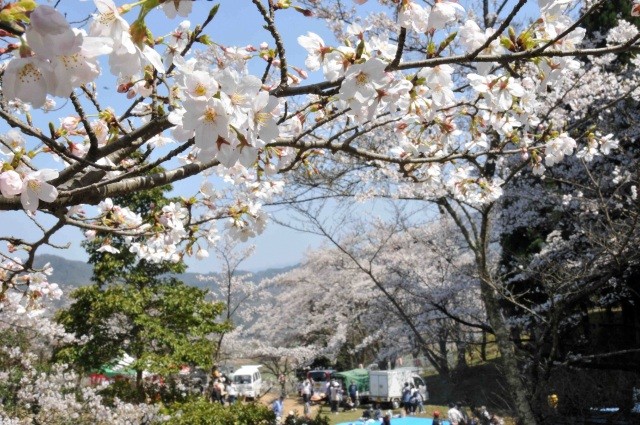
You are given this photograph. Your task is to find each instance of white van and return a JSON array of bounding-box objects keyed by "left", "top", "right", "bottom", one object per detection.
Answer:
[{"left": 231, "top": 365, "right": 263, "bottom": 399}]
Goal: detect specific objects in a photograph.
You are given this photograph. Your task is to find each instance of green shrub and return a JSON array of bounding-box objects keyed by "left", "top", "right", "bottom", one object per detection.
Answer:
[
  {"left": 283, "top": 412, "right": 331, "bottom": 425},
  {"left": 164, "top": 398, "right": 274, "bottom": 425}
]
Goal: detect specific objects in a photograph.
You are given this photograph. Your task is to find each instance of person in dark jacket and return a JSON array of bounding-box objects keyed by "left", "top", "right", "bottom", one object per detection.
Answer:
[
  {"left": 382, "top": 412, "right": 392, "bottom": 425},
  {"left": 348, "top": 381, "right": 358, "bottom": 408}
]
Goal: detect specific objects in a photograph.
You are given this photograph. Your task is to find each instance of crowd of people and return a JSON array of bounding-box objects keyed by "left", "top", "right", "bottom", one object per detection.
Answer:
[
  {"left": 207, "top": 371, "right": 239, "bottom": 405},
  {"left": 286, "top": 376, "right": 506, "bottom": 425},
  {"left": 445, "top": 402, "right": 505, "bottom": 425},
  {"left": 401, "top": 381, "right": 426, "bottom": 414}
]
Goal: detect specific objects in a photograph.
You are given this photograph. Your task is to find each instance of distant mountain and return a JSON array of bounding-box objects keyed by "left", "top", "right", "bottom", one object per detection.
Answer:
[
  {"left": 180, "top": 266, "right": 296, "bottom": 292},
  {"left": 34, "top": 254, "right": 296, "bottom": 290},
  {"left": 34, "top": 254, "right": 94, "bottom": 287},
  {"left": 33, "top": 254, "right": 296, "bottom": 319}
]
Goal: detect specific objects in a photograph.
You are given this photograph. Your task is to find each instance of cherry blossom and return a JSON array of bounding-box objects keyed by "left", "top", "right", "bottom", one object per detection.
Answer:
[
  {"left": 339, "top": 58, "right": 388, "bottom": 105},
  {"left": 161, "top": 0, "right": 193, "bottom": 19},
  {"left": 90, "top": 0, "right": 136, "bottom": 56},
  {"left": 0, "top": 2, "right": 636, "bottom": 421},
  {"left": 2, "top": 57, "right": 55, "bottom": 108},
  {"left": 427, "top": 0, "right": 465, "bottom": 31},
  {"left": 398, "top": 1, "right": 430, "bottom": 33},
  {"left": 24, "top": 5, "right": 79, "bottom": 59},
  {"left": 0, "top": 170, "right": 22, "bottom": 197},
  {"left": 49, "top": 30, "right": 114, "bottom": 97},
  {"left": 544, "top": 132, "right": 577, "bottom": 167},
  {"left": 182, "top": 70, "right": 219, "bottom": 100},
  {"left": 181, "top": 98, "right": 230, "bottom": 154},
  {"left": 20, "top": 169, "right": 59, "bottom": 212},
  {"left": 298, "top": 32, "right": 331, "bottom": 72}
]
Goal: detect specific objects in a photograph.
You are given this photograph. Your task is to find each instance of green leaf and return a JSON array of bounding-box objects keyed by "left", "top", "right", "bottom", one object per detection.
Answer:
[{"left": 437, "top": 31, "right": 458, "bottom": 55}]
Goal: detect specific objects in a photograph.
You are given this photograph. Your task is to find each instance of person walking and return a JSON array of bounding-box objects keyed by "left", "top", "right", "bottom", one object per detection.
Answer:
[{"left": 272, "top": 395, "right": 285, "bottom": 423}]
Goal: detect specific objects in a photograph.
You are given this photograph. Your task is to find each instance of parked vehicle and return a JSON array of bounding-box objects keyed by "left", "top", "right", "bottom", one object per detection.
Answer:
[
  {"left": 331, "top": 367, "right": 427, "bottom": 408},
  {"left": 177, "top": 365, "right": 208, "bottom": 395},
  {"left": 307, "top": 368, "right": 334, "bottom": 397},
  {"left": 231, "top": 365, "right": 263, "bottom": 400},
  {"left": 368, "top": 368, "right": 428, "bottom": 409},
  {"left": 332, "top": 368, "right": 371, "bottom": 402}
]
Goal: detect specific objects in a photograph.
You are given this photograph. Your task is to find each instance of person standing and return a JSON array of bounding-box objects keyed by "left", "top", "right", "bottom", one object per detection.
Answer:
[
  {"left": 401, "top": 382, "right": 412, "bottom": 414},
  {"left": 210, "top": 378, "right": 223, "bottom": 404},
  {"left": 329, "top": 381, "right": 342, "bottom": 413},
  {"left": 448, "top": 402, "right": 465, "bottom": 425},
  {"left": 301, "top": 378, "right": 312, "bottom": 417},
  {"left": 226, "top": 380, "right": 237, "bottom": 404},
  {"left": 457, "top": 401, "right": 470, "bottom": 424},
  {"left": 413, "top": 389, "right": 425, "bottom": 413},
  {"left": 348, "top": 381, "right": 358, "bottom": 409},
  {"left": 324, "top": 380, "right": 331, "bottom": 404},
  {"left": 477, "top": 405, "right": 491, "bottom": 425}
]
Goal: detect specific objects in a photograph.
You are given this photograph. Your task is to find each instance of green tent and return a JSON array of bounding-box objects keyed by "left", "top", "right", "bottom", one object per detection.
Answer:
[
  {"left": 98, "top": 353, "right": 137, "bottom": 378},
  {"left": 99, "top": 365, "right": 137, "bottom": 378},
  {"left": 333, "top": 368, "right": 370, "bottom": 393}
]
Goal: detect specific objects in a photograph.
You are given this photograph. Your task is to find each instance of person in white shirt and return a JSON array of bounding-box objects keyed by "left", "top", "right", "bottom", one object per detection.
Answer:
[
  {"left": 301, "top": 379, "right": 312, "bottom": 416},
  {"left": 447, "top": 402, "right": 465, "bottom": 425},
  {"left": 329, "top": 381, "right": 342, "bottom": 413},
  {"left": 226, "top": 381, "right": 237, "bottom": 404}
]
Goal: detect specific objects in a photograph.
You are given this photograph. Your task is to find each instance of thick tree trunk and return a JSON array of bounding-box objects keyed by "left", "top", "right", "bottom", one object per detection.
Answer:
[
  {"left": 455, "top": 323, "right": 468, "bottom": 370},
  {"left": 439, "top": 197, "right": 538, "bottom": 423},
  {"left": 479, "top": 279, "right": 537, "bottom": 424},
  {"left": 477, "top": 207, "right": 538, "bottom": 425}
]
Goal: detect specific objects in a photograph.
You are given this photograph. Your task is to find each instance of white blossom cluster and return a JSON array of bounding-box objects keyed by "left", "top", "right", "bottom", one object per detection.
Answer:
[
  {"left": 234, "top": 215, "right": 484, "bottom": 370},
  {"left": 0, "top": 258, "right": 62, "bottom": 317},
  {"left": 0, "top": 296, "right": 166, "bottom": 424}
]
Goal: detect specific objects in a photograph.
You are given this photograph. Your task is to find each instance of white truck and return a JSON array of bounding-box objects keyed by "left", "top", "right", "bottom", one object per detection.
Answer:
[
  {"left": 368, "top": 368, "right": 428, "bottom": 409},
  {"left": 231, "top": 365, "right": 263, "bottom": 400}
]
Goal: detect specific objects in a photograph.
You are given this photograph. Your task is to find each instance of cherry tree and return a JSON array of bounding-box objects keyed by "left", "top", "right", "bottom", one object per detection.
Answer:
[
  {"left": 0, "top": 304, "right": 166, "bottom": 423},
  {"left": 0, "top": 0, "right": 639, "bottom": 423},
  {"left": 195, "top": 236, "right": 259, "bottom": 364},
  {"left": 250, "top": 207, "right": 487, "bottom": 379},
  {"left": 494, "top": 29, "right": 640, "bottom": 416}
]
